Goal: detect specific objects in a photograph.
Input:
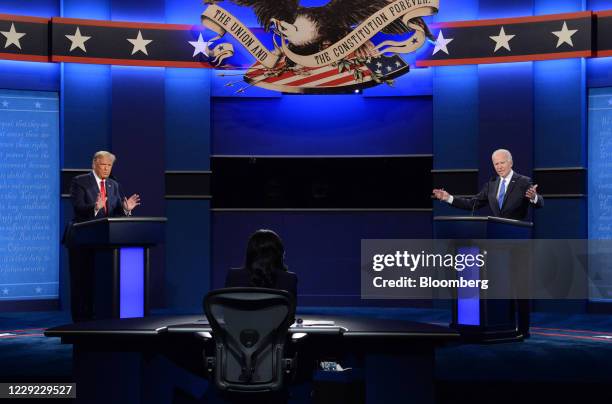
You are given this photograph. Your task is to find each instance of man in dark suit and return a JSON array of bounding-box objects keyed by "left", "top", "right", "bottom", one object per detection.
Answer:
[
  {"left": 432, "top": 149, "right": 543, "bottom": 338},
  {"left": 66, "top": 151, "right": 140, "bottom": 322},
  {"left": 432, "top": 149, "right": 543, "bottom": 219}
]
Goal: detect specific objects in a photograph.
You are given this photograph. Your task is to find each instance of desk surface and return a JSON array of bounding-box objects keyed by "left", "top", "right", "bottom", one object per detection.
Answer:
[{"left": 45, "top": 314, "right": 459, "bottom": 340}]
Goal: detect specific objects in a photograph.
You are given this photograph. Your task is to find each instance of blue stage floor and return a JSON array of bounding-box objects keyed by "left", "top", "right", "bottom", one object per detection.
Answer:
[{"left": 2, "top": 308, "right": 612, "bottom": 403}]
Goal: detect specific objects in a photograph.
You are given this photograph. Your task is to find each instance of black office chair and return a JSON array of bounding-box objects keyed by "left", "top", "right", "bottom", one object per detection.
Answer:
[{"left": 203, "top": 287, "right": 296, "bottom": 393}]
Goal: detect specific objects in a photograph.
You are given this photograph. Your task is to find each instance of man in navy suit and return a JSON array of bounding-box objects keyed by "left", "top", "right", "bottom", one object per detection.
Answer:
[
  {"left": 67, "top": 151, "right": 140, "bottom": 322},
  {"left": 432, "top": 149, "right": 543, "bottom": 219},
  {"left": 432, "top": 149, "right": 543, "bottom": 338},
  {"left": 70, "top": 151, "right": 140, "bottom": 223}
]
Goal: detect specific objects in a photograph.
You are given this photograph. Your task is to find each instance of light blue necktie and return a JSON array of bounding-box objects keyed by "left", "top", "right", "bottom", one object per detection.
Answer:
[{"left": 497, "top": 179, "right": 506, "bottom": 209}]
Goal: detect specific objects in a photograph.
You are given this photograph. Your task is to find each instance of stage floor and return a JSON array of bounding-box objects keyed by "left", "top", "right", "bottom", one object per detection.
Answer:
[{"left": 2, "top": 307, "right": 612, "bottom": 403}]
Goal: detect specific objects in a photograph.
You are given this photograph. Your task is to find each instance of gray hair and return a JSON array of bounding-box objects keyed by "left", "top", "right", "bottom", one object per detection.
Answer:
[
  {"left": 92, "top": 150, "right": 116, "bottom": 164},
  {"left": 492, "top": 149, "right": 512, "bottom": 162}
]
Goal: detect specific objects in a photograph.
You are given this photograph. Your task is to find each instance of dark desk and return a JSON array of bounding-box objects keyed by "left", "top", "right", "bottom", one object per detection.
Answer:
[{"left": 46, "top": 314, "right": 459, "bottom": 404}]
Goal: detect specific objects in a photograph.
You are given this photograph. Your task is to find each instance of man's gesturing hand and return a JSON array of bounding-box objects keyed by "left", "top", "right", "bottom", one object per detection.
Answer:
[
  {"left": 123, "top": 194, "right": 141, "bottom": 212},
  {"left": 95, "top": 192, "right": 107, "bottom": 211},
  {"left": 432, "top": 188, "right": 450, "bottom": 201},
  {"left": 525, "top": 184, "right": 538, "bottom": 200}
]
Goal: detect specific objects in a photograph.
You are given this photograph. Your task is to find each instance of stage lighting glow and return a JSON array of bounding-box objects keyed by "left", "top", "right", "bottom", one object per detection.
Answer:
[
  {"left": 0, "top": 60, "right": 59, "bottom": 91},
  {"left": 478, "top": 3, "right": 534, "bottom": 20},
  {"left": 0, "top": 1, "right": 58, "bottom": 18},
  {"left": 60, "top": 0, "right": 109, "bottom": 20},
  {"left": 535, "top": 2, "right": 585, "bottom": 15}
]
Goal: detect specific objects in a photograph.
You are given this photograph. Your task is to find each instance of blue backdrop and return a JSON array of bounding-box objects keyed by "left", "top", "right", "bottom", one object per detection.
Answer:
[
  {"left": 1, "top": 0, "right": 612, "bottom": 311},
  {"left": 0, "top": 89, "right": 59, "bottom": 301}
]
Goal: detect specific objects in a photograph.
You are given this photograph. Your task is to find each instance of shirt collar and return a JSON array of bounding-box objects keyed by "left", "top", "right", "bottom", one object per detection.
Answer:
[
  {"left": 500, "top": 170, "right": 514, "bottom": 183},
  {"left": 92, "top": 171, "right": 105, "bottom": 186}
]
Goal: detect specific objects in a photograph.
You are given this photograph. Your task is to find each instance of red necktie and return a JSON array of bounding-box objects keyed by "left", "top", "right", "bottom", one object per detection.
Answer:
[{"left": 100, "top": 180, "right": 107, "bottom": 214}]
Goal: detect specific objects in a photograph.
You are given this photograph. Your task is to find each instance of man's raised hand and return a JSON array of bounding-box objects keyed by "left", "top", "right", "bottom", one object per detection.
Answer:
[
  {"left": 123, "top": 194, "right": 141, "bottom": 212},
  {"left": 525, "top": 184, "right": 538, "bottom": 200},
  {"left": 432, "top": 188, "right": 450, "bottom": 201},
  {"left": 95, "top": 192, "right": 107, "bottom": 211}
]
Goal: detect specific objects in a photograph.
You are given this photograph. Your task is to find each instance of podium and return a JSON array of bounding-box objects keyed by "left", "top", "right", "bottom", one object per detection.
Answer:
[
  {"left": 66, "top": 217, "right": 166, "bottom": 319},
  {"left": 434, "top": 216, "right": 532, "bottom": 341}
]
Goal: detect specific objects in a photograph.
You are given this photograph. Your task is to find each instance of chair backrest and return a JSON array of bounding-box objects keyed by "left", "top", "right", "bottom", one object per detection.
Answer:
[{"left": 203, "top": 287, "right": 296, "bottom": 392}]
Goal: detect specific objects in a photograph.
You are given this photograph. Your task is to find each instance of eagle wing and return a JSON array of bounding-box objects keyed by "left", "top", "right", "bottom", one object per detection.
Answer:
[
  {"left": 229, "top": 0, "right": 299, "bottom": 31},
  {"left": 324, "top": 0, "right": 432, "bottom": 37}
]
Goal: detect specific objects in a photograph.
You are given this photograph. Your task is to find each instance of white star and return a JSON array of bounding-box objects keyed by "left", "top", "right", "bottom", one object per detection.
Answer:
[
  {"left": 188, "top": 33, "right": 210, "bottom": 57},
  {"left": 552, "top": 21, "right": 578, "bottom": 48},
  {"left": 1, "top": 100, "right": 8, "bottom": 107},
  {"left": 34, "top": 102, "right": 41, "bottom": 108},
  {"left": 376, "top": 62, "right": 382, "bottom": 68},
  {"left": 395, "top": 60, "right": 401, "bottom": 67},
  {"left": 1, "top": 23, "right": 26, "bottom": 50},
  {"left": 127, "top": 30, "right": 152, "bottom": 56},
  {"left": 432, "top": 30, "right": 453, "bottom": 55},
  {"left": 386, "top": 65, "right": 392, "bottom": 71},
  {"left": 65, "top": 27, "right": 91, "bottom": 52},
  {"left": 2, "top": 288, "right": 8, "bottom": 295},
  {"left": 490, "top": 26, "right": 515, "bottom": 53}
]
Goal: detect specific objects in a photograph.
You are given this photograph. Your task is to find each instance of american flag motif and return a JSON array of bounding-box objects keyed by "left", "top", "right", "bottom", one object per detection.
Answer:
[
  {"left": 3, "top": 11, "right": 612, "bottom": 72},
  {"left": 244, "top": 55, "right": 409, "bottom": 94},
  {"left": 417, "top": 12, "right": 592, "bottom": 67}
]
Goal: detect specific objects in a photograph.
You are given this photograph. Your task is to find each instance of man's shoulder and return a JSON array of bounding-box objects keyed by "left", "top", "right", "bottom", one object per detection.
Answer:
[
  {"left": 105, "top": 177, "right": 121, "bottom": 191},
  {"left": 512, "top": 172, "right": 531, "bottom": 183},
  {"left": 72, "top": 172, "right": 93, "bottom": 185},
  {"left": 480, "top": 176, "right": 497, "bottom": 190}
]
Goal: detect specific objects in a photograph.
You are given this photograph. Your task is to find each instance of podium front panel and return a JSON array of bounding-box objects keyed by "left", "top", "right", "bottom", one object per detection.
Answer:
[{"left": 119, "top": 248, "right": 145, "bottom": 318}]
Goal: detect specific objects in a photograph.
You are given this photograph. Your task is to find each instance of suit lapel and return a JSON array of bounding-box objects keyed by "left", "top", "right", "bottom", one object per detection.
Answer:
[
  {"left": 105, "top": 179, "right": 113, "bottom": 201},
  {"left": 87, "top": 172, "right": 99, "bottom": 201},
  {"left": 106, "top": 179, "right": 118, "bottom": 214},
  {"left": 87, "top": 172, "right": 97, "bottom": 190},
  {"left": 489, "top": 177, "right": 501, "bottom": 216},
  {"left": 502, "top": 174, "right": 518, "bottom": 212}
]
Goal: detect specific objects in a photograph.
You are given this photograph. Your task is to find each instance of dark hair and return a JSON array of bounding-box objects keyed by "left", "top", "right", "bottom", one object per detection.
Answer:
[{"left": 245, "top": 229, "right": 287, "bottom": 288}]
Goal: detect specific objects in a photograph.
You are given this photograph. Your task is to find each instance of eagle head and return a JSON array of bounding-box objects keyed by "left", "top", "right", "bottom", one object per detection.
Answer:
[{"left": 271, "top": 15, "right": 321, "bottom": 48}]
